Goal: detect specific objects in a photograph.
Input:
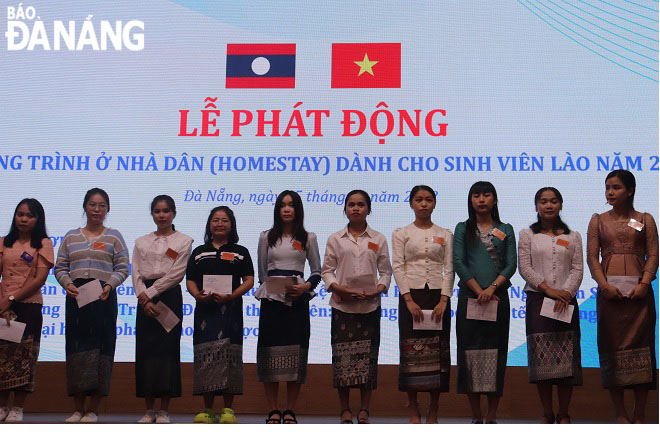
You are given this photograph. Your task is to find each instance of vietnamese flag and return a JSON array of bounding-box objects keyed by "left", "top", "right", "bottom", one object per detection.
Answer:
[{"left": 331, "top": 43, "right": 401, "bottom": 88}]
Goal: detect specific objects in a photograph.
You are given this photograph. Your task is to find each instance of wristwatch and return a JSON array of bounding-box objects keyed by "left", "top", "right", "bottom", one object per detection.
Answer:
[
  {"left": 490, "top": 282, "right": 498, "bottom": 288},
  {"left": 8, "top": 295, "right": 15, "bottom": 302}
]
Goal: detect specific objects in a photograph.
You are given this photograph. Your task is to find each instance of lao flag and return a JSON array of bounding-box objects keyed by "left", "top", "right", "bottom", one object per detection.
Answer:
[
  {"left": 331, "top": 43, "right": 401, "bottom": 88},
  {"left": 226, "top": 44, "right": 296, "bottom": 88}
]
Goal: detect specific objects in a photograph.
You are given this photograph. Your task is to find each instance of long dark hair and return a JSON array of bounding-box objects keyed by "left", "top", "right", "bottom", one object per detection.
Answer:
[
  {"left": 606, "top": 169, "right": 636, "bottom": 208},
  {"left": 151, "top": 194, "right": 176, "bottom": 231},
  {"left": 83, "top": 187, "right": 110, "bottom": 212},
  {"left": 267, "top": 190, "right": 309, "bottom": 249},
  {"left": 204, "top": 206, "right": 239, "bottom": 244},
  {"left": 465, "top": 181, "right": 501, "bottom": 242},
  {"left": 529, "top": 187, "right": 571, "bottom": 234},
  {"left": 4, "top": 198, "right": 49, "bottom": 250}
]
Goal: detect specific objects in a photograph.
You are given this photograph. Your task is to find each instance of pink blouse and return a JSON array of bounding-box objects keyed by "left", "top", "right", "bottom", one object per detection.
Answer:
[{"left": 0, "top": 237, "right": 54, "bottom": 304}]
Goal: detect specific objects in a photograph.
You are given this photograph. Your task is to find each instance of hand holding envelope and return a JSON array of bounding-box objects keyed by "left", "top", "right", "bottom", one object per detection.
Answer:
[
  {"left": 345, "top": 274, "right": 378, "bottom": 300},
  {"left": 0, "top": 319, "right": 26, "bottom": 343},
  {"left": 413, "top": 310, "right": 442, "bottom": 331},
  {"left": 76, "top": 279, "right": 104, "bottom": 308},
  {"left": 466, "top": 298, "right": 498, "bottom": 321}
]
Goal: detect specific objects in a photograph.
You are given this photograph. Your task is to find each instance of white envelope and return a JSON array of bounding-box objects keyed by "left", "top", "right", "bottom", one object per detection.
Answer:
[
  {"left": 466, "top": 298, "right": 498, "bottom": 321},
  {"left": 540, "top": 297, "right": 574, "bottom": 323},
  {"left": 203, "top": 274, "right": 233, "bottom": 296},
  {"left": 153, "top": 301, "right": 180, "bottom": 333},
  {"left": 76, "top": 279, "right": 103, "bottom": 308},
  {"left": 265, "top": 276, "right": 296, "bottom": 295},
  {"left": 345, "top": 274, "right": 377, "bottom": 295},
  {"left": 0, "top": 319, "right": 27, "bottom": 343},
  {"left": 607, "top": 275, "right": 639, "bottom": 297},
  {"left": 413, "top": 309, "right": 442, "bottom": 331}
]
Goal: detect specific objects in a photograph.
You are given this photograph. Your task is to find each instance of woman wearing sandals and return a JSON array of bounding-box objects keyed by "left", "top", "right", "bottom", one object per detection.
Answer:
[
  {"left": 392, "top": 185, "right": 454, "bottom": 424},
  {"left": 0, "top": 199, "right": 54, "bottom": 423},
  {"left": 55, "top": 188, "right": 130, "bottom": 423},
  {"left": 132, "top": 195, "right": 193, "bottom": 423},
  {"left": 453, "top": 181, "right": 515, "bottom": 424},
  {"left": 255, "top": 190, "right": 321, "bottom": 424},
  {"left": 518, "top": 187, "right": 583, "bottom": 424},
  {"left": 587, "top": 170, "right": 658, "bottom": 423},
  {"left": 322, "top": 190, "right": 392, "bottom": 424},
  {"left": 186, "top": 206, "right": 254, "bottom": 424}
]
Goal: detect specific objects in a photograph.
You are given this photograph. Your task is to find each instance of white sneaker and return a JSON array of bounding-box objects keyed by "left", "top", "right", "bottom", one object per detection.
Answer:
[
  {"left": 138, "top": 410, "right": 156, "bottom": 423},
  {"left": 5, "top": 407, "right": 23, "bottom": 422},
  {"left": 65, "top": 411, "right": 83, "bottom": 423},
  {"left": 80, "top": 412, "right": 98, "bottom": 423},
  {"left": 0, "top": 406, "right": 9, "bottom": 422},
  {"left": 155, "top": 410, "right": 170, "bottom": 424}
]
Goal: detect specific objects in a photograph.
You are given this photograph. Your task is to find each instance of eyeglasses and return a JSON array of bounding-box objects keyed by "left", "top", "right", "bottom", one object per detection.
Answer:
[{"left": 87, "top": 202, "right": 108, "bottom": 210}]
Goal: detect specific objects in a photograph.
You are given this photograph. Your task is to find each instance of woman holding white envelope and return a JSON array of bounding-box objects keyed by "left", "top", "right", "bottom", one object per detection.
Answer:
[
  {"left": 0, "top": 199, "right": 54, "bottom": 423},
  {"left": 518, "top": 187, "right": 583, "bottom": 424},
  {"left": 185, "top": 206, "right": 254, "bottom": 423},
  {"left": 453, "top": 181, "right": 516, "bottom": 424},
  {"left": 255, "top": 190, "right": 321, "bottom": 424},
  {"left": 586, "top": 170, "right": 658, "bottom": 424},
  {"left": 54, "top": 188, "right": 130, "bottom": 423},
  {"left": 322, "top": 190, "right": 392, "bottom": 424},
  {"left": 392, "top": 185, "right": 454, "bottom": 424},
  {"left": 132, "top": 195, "right": 193, "bottom": 423}
]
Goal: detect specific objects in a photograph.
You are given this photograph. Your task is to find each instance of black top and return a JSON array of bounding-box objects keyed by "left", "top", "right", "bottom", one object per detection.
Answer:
[{"left": 186, "top": 242, "right": 254, "bottom": 293}]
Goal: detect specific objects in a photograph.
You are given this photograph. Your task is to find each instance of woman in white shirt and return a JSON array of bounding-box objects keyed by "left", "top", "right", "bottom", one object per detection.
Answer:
[
  {"left": 322, "top": 190, "right": 392, "bottom": 424},
  {"left": 255, "top": 190, "right": 321, "bottom": 424},
  {"left": 392, "top": 185, "right": 454, "bottom": 424},
  {"left": 132, "top": 195, "right": 193, "bottom": 423},
  {"left": 518, "top": 187, "right": 583, "bottom": 424}
]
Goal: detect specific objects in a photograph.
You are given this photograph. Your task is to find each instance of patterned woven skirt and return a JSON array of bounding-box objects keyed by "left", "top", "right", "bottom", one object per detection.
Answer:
[
  {"left": 135, "top": 280, "right": 182, "bottom": 398},
  {"left": 456, "top": 285, "right": 509, "bottom": 396},
  {"left": 256, "top": 269, "right": 310, "bottom": 384},
  {"left": 331, "top": 307, "right": 380, "bottom": 389},
  {"left": 597, "top": 286, "right": 657, "bottom": 389},
  {"left": 0, "top": 302, "right": 42, "bottom": 393},
  {"left": 192, "top": 297, "right": 243, "bottom": 395},
  {"left": 525, "top": 291, "right": 582, "bottom": 385},
  {"left": 398, "top": 287, "right": 450, "bottom": 392},
  {"left": 65, "top": 278, "right": 117, "bottom": 396}
]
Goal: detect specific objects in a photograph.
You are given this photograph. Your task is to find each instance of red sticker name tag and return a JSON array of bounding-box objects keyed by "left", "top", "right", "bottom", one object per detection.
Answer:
[
  {"left": 628, "top": 218, "right": 644, "bottom": 232},
  {"left": 292, "top": 240, "right": 303, "bottom": 252},
  {"left": 165, "top": 248, "right": 179, "bottom": 260},
  {"left": 556, "top": 238, "right": 570, "bottom": 248},
  {"left": 368, "top": 241, "right": 379, "bottom": 252},
  {"left": 491, "top": 228, "right": 506, "bottom": 240},
  {"left": 432, "top": 236, "right": 445, "bottom": 245},
  {"left": 220, "top": 252, "right": 237, "bottom": 261},
  {"left": 93, "top": 241, "right": 106, "bottom": 251}
]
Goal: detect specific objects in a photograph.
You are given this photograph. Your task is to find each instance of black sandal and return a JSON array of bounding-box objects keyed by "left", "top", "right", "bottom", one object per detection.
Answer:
[
  {"left": 282, "top": 409, "right": 298, "bottom": 424},
  {"left": 266, "top": 409, "right": 281, "bottom": 424},
  {"left": 357, "top": 408, "right": 370, "bottom": 424},
  {"left": 340, "top": 409, "right": 353, "bottom": 424},
  {"left": 556, "top": 413, "right": 571, "bottom": 424},
  {"left": 541, "top": 413, "right": 555, "bottom": 424}
]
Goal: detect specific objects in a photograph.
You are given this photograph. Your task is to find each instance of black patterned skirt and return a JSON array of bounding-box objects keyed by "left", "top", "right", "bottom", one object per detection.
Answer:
[
  {"left": 65, "top": 278, "right": 117, "bottom": 396},
  {"left": 398, "top": 287, "right": 450, "bottom": 392},
  {"left": 135, "top": 280, "right": 182, "bottom": 397},
  {"left": 193, "top": 296, "right": 243, "bottom": 395},
  {"left": 0, "top": 302, "right": 42, "bottom": 393},
  {"left": 331, "top": 307, "right": 380, "bottom": 389},
  {"left": 525, "top": 291, "right": 582, "bottom": 385},
  {"left": 456, "top": 286, "right": 510, "bottom": 396},
  {"left": 256, "top": 269, "right": 310, "bottom": 384}
]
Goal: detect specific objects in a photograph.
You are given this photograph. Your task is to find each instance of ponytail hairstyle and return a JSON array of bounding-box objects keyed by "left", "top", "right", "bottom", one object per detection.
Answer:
[
  {"left": 150, "top": 194, "right": 177, "bottom": 231},
  {"left": 606, "top": 169, "right": 636, "bottom": 209}
]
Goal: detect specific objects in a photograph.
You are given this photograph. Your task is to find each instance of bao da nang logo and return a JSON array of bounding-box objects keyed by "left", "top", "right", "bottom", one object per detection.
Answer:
[{"left": 5, "top": 5, "right": 144, "bottom": 51}]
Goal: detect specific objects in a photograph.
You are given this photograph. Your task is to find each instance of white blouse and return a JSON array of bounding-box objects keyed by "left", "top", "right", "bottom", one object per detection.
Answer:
[
  {"left": 132, "top": 231, "right": 193, "bottom": 299},
  {"left": 391, "top": 223, "right": 454, "bottom": 297},
  {"left": 322, "top": 225, "right": 392, "bottom": 314},
  {"left": 517, "top": 228, "right": 583, "bottom": 296}
]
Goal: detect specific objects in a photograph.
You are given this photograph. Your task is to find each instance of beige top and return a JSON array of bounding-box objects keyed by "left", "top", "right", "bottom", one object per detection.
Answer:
[{"left": 0, "top": 237, "right": 55, "bottom": 304}]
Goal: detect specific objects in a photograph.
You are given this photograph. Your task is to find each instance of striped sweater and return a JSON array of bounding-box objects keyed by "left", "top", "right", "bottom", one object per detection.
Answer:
[{"left": 54, "top": 227, "right": 129, "bottom": 289}]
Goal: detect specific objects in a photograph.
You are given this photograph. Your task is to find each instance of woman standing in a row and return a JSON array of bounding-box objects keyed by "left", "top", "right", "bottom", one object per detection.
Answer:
[
  {"left": 519, "top": 187, "right": 583, "bottom": 424},
  {"left": 0, "top": 199, "right": 54, "bottom": 423},
  {"left": 392, "top": 185, "right": 453, "bottom": 424},
  {"left": 255, "top": 191, "right": 321, "bottom": 424},
  {"left": 132, "top": 195, "right": 193, "bottom": 423},
  {"left": 587, "top": 169, "right": 658, "bottom": 424},
  {"left": 453, "top": 181, "right": 516, "bottom": 424},
  {"left": 55, "top": 188, "right": 129, "bottom": 423},
  {"left": 322, "top": 190, "right": 392, "bottom": 424}
]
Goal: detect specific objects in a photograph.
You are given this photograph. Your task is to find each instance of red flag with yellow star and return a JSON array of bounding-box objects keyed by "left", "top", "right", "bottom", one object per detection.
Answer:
[{"left": 331, "top": 43, "right": 401, "bottom": 88}]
